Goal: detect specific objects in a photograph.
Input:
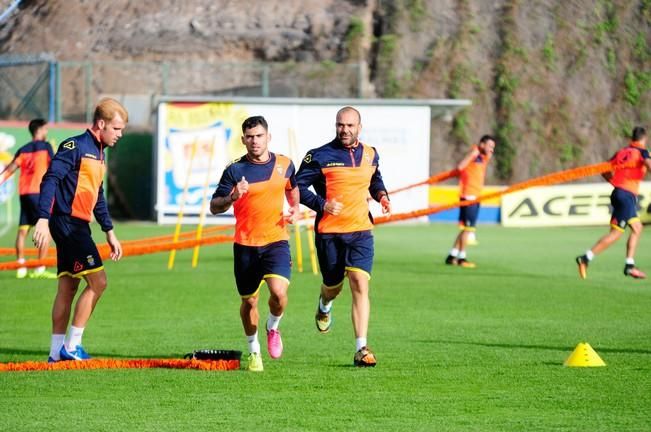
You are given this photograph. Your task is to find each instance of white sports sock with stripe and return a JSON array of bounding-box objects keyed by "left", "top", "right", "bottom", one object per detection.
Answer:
[
  {"left": 49, "top": 334, "right": 65, "bottom": 360},
  {"left": 247, "top": 332, "right": 260, "bottom": 354},
  {"left": 65, "top": 326, "right": 85, "bottom": 351}
]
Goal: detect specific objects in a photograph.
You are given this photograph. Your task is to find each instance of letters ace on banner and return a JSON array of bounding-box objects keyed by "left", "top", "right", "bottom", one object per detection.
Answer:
[{"left": 501, "top": 182, "right": 651, "bottom": 227}]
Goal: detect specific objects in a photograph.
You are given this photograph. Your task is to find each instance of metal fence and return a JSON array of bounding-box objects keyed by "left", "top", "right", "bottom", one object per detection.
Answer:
[
  {"left": 0, "top": 53, "right": 55, "bottom": 121},
  {"left": 0, "top": 54, "right": 363, "bottom": 125}
]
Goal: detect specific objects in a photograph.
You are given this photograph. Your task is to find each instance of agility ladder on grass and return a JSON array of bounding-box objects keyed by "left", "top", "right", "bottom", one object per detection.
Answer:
[
  {"left": 0, "top": 224, "right": 234, "bottom": 257},
  {"left": 0, "top": 233, "right": 234, "bottom": 271},
  {"left": 0, "top": 358, "right": 240, "bottom": 372}
]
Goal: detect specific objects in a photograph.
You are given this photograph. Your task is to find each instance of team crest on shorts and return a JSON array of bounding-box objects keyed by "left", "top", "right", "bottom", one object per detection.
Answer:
[
  {"left": 619, "top": 220, "right": 627, "bottom": 228},
  {"left": 73, "top": 261, "right": 83, "bottom": 272},
  {"left": 87, "top": 255, "right": 95, "bottom": 266}
]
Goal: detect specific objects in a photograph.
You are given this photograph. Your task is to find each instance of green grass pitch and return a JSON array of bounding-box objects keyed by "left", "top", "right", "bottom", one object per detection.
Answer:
[{"left": 1, "top": 222, "right": 650, "bottom": 431}]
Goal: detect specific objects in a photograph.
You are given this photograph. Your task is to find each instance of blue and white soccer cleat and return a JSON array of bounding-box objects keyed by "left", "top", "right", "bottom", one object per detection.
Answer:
[
  {"left": 59, "top": 345, "right": 92, "bottom": 361},
  {"left": 47, "top": 356, "right": 58, "bottom": 363}
]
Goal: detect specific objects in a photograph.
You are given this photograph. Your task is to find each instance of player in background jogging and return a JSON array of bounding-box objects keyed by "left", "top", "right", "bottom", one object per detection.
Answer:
[
  {"left": 0, "top": 119, "right": 56, "bottom": 279},
  {"left": 576, "top": 126, "right": 651, "bottom": 280},
  {"left": 445, "top": 135, "right": 496, "bottom": 269}
]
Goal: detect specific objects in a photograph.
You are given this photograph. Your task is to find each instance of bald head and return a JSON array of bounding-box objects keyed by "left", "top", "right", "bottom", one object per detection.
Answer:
[
  {"left": 336, "top": 106, "right": 361, "bottom": 124},
  {"left": 335, "top": 106, "right": 362, "bottom": 147}
]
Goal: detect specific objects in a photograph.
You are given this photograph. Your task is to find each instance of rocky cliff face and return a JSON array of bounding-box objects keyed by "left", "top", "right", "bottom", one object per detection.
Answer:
[
  {"left": 1, "top": 0, "right": 649, "bottom": 181},
  {"left": 401, "top": 1, "right": 651, "bottom": 181},
  {"left": 0, "top": 0, "right": 365, "bottom": 61}
]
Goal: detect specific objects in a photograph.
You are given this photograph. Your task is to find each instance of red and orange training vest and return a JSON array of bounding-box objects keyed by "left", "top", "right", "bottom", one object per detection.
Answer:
[
  {"left": 460, "top": 145, "right": 491, "bottom": 198},
  {"left": 213, "top": 153, "right": 296, "bottom": 247},
  {"left": 296, "top": 139, "right": 388, "bottom": 234},
  {"left": 11, "top": 140, "right": 53, "bottom": 196},
  {"left": 609, "top": 140, "right": 650, "bottom": 195}
]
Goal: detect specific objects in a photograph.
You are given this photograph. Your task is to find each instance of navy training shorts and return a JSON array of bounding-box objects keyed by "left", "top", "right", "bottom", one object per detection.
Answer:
[
  {"left": 49, "top": 214, "right": 103, "bottom": 278},
  {"left": 315, "top": 230, "right": 374, "bottom": 287},
  {"left": 19, "top": 193, "right": 40, "bottom": 227},
  {"left": 459, "top": 198, "right": 481, "bottom": 230},
  {"left": 610, "top": 187, "right": 639, "bottom": 232},
  {"left": 233, "top": 240, "right": 291, "bottom": 298}
]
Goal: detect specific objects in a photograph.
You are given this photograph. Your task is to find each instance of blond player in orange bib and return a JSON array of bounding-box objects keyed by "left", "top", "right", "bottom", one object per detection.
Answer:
[{"left": 445, "top": 135, "right": 496, "bottom": 268}]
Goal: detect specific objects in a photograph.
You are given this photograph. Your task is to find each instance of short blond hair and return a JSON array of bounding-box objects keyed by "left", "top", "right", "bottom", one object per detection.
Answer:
[{"left": 93, "top": 98, "right": 129, "bottom": 124}]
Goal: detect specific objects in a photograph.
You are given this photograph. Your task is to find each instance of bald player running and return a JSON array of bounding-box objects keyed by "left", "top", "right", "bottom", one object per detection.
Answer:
[{"left": 296, "top": 106, "right": 391, "bottom": 367}]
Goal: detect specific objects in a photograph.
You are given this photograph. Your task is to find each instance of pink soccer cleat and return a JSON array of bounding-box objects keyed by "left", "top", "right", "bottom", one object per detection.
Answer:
[
  {"left": 624, "top": 265, "right": 646, "bottom": 279},
  {"left": 267, "top": 329, "right": 283, "bottom": 359}
]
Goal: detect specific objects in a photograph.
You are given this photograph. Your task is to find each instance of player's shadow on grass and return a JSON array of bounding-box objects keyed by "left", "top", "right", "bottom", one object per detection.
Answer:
[
  {"left": 0, "top": 347, "right": 183, "bottom": 360},
  {"left": 421, "top": 340, "right": 651, "bottom": 355}
]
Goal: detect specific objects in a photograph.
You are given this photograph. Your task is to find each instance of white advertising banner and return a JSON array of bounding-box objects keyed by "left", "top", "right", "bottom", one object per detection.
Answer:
[
  {"left": 501, "top": 182, "right": 651, "bottom": 227},
  {"left": 156, "top": 99, "right": 431, "bottom": 224}
]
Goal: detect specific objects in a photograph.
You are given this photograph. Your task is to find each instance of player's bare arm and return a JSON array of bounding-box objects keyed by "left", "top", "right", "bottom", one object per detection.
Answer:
[
  {"left": 457, "top": 148, "right": 480, "bottom": 171},
  {"left": 284, "top": 186, "right": 301, "bottom": 224},
  {"left": 0, "top": 161, "right": 17, "bottom": 185},
  {"left": 210, "top": 195, "right": 233, "bottom": 215},
  {"left": 644, "top": 158, "right": 651, "bottom": 171},
  {"left": 210, "top": 176, "right": 249, "bottom": 214}
]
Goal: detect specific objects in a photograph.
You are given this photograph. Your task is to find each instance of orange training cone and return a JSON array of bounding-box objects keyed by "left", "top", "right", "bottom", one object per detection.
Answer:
[{"left": 563, "top": 342, "right": 606, "bottom": 367}]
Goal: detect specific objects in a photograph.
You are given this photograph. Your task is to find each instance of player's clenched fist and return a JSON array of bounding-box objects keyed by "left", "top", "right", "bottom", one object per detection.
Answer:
[
  {"left": 380, "top": 195, "right": 391, "bottom": 215},
  {"left": 324, "top": 198, "right": 343, "bottom": 216},
  {"left": 230, "top": 176, "right": 249, "bottom": 201},
  {"left": 285, "top": 205, "right": 301, "bottom": 224}
]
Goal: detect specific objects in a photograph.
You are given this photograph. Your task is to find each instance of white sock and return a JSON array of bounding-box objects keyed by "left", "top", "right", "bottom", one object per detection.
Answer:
[
  {"left": 49, "top": 334, "right": 65, "bottom": 360},
  {"left": 247, "top": 332, "right": 260, "bottom": 354},
  {"left": 17, "top": 257, "right": 25, "bottom": 265},
  {"left": 356, "top": 337, "right": 367, "bottom": 351},
  {"left": 458, "top": 250, "right": 467, "bottom": 259},
  {"left": 266, "top": 313, "right": 283, "bottom": 331},
  {"left": 65, "top": 325, "right": 85, "bottom": 351},
  {"left": 626, "top": 257, "right": 635, "bottom": 265},
  {"left": 449, "top": 248, "right": 459, "bottom": 257},
  {"left": 319, "top": 297, "right": 332, "bottom": 313},
  {"left": 586, "top": 250, "right": 594, "bottom": 261},
  {"left": 34, "top": 266, "right": 46, "bottom": 274}
]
